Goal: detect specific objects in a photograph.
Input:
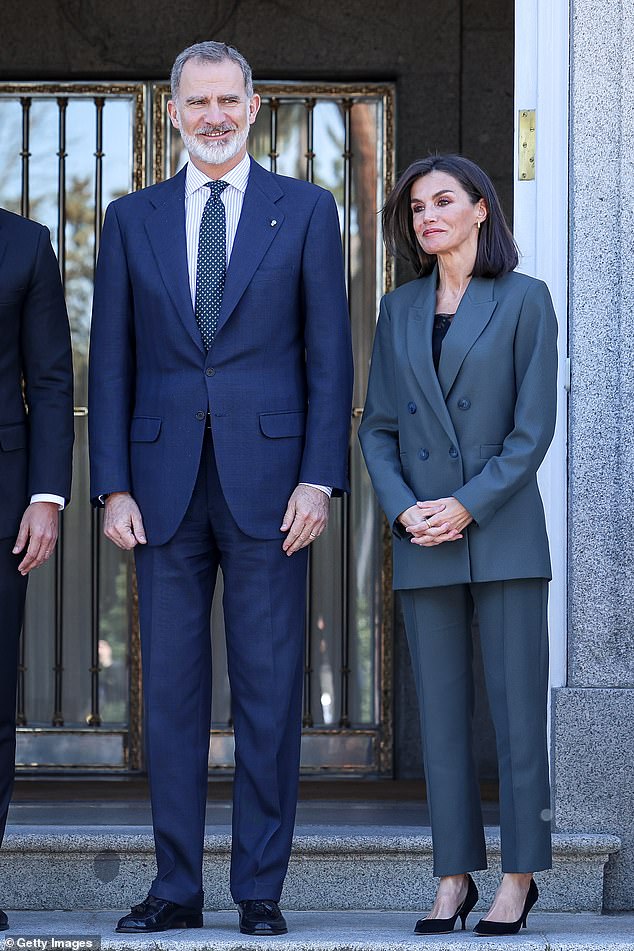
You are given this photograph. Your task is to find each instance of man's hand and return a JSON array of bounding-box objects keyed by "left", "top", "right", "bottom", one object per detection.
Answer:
[
  {"left": 13, "top": 501, "right": 60, "bottom": 576},
  {"left": 281, "top": 485, "right": 330, "bottom": 556},
  {"left": 406, "top": 497, "right": 473, "bottom": 547},
  {"left": 103, "top": 492, "right": 147, "bottom": 550}
]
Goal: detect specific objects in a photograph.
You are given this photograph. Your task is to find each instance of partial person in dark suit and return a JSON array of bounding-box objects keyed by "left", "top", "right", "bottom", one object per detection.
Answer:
[
  {"left": 0, "top": 209, "right": 74, "bottom": 932},
  {"left": 359, "top": 155, "right": 557, "bottom": 937},
  {"left": 89, "top": 41, "right": 353, "bottom": 937}
]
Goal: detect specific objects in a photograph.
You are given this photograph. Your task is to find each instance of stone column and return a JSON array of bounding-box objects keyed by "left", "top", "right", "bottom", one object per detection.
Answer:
[{"left": 552, "top": 0, "right": 634, "bottom": 911}]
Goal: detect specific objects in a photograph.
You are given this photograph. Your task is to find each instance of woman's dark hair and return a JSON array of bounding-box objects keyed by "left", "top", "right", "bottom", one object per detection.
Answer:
[{"left": 382, "top": 154, "right": 519, "bottom": 278}]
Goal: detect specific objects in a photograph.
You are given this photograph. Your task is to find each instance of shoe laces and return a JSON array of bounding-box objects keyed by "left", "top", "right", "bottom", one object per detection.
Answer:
[
  {"left": 131, "top": 896, "right": 164, "bottom": 915},
  {"left": 247, "top": 900, "right": 278, "bottom": 917}
]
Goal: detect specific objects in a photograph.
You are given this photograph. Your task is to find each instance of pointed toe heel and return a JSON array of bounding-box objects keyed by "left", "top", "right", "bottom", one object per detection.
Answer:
[
  {"left": 414, "top": 874, "right": 479, "bottom": 935},
  {"left": 473, "top": 878, "right": 538, "bottom": 936}
]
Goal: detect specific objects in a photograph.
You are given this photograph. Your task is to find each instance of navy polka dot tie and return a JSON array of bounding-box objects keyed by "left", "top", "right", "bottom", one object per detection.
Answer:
[{"left": 195, "top": 180, "right": 229, "bottom": 349}]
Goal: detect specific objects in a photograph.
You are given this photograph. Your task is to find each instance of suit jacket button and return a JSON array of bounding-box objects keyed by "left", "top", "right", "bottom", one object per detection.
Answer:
[
  {"left": 408, "top": 401, "right": 417, "bottom": 414},
  {"left": 457, "top": 398, "right": 471, "bottom": 410},
  {"left": 418, "top": 448, "right": 429, "bottom": 461},
  {"left": 449, "top": 446, "right": 459, "bottom": 458},
  {"left": 196, "top": 411, "right": 205, "bottom": 421},
  {"left": 206, "top": 367, "right": 216, "bottom": 377}
]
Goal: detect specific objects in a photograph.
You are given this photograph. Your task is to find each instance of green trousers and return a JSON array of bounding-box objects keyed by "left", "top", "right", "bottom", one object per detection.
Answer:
[{"left": 400, "top": 578, "right": 552, "bottom": 875}]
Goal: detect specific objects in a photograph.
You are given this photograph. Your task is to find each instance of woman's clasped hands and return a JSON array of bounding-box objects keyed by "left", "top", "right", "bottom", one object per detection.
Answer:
[{"left": 398, "top": 497, "right": 473, "bottom": 547}]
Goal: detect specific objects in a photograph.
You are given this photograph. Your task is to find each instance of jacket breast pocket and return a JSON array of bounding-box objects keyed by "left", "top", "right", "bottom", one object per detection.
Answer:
[
  {"left": 480, "top": 443, "right": 503, "bottom": 459},
  {"left": 0, "top": 423, "right": 27, "bottom": 451},
  {"left": 259, "top": 411, "right": 306, "bottom": 438},
  {"left": 130, "top": 417, "right": 162, "bottom": 443}
]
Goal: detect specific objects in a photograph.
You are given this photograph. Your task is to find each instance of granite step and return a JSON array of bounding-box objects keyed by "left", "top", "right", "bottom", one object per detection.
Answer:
[
  {"left": 0, "top": 826, "right": 620, "bottom": 913},
  {"left": 1, "top": 910, "right": 634, "bottom": 950}
]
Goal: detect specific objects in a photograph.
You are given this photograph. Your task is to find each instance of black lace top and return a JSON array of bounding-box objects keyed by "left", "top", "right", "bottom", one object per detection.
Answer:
[{"left": 432, "top": 313, "right": 455, "bottom": 373}]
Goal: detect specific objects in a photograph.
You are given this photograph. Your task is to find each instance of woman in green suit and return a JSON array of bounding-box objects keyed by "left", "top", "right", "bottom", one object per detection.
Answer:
[{"left": 359, "top": 155, "right": 557, "bottom": 936}]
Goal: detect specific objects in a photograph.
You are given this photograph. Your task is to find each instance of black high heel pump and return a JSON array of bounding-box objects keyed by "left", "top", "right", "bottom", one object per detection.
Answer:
[
  {"left": 473, "top": 878, "right": 539, "bottom": 936},
  {"left": 414, "top": 874, "right": 479, "bottom": 935}
]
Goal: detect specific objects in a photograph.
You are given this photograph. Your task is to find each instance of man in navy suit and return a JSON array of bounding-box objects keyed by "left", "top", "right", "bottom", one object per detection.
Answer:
[
  {"left": 0, "top": 209, "right": 73, "bottom": 932},
  {"left": 89, "top": 41, "right": 353, "bottom": 936}
]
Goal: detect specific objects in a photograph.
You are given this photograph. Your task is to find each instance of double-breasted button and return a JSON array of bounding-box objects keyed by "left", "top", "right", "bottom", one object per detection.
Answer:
[
  {"left": 418, "top": 448, "right": 429, "bottom": 461},
  {"left": 457, "top": 398, "right": 471, "bottom": 410},
  {"left": 449, "top": 446, "right": 459, "bottom": 458},
  {"left": 195, "top": 411, "right": 206, "bottom": 421},
  {"left": 205, "top": 367, "right": 216, "bottom": 377},
  {"left": 408, "top": 401, "right": 417, "bottom": 414}
]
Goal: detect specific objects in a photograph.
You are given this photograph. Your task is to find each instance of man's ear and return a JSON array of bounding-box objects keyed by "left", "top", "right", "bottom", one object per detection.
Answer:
[
  {"left": 248, "top": 93, "right": 261, "bottom": 126},
  {"left": 167, "top": 99, "right": 180, "bottom": 130}
]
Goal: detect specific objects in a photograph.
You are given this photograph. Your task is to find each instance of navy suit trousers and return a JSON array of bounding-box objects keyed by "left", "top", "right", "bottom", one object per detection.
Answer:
[
  {"left": 0, "top": 537, "right": 28, "bottom": 847},
  {"left": 134, "top": 432, "right": 308, "bottom": 908}
]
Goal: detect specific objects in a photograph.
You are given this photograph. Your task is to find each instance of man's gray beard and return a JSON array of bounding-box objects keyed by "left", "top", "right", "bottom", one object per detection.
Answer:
[{"left": 180, "top": 124, "right": 250, "bottom": 166}]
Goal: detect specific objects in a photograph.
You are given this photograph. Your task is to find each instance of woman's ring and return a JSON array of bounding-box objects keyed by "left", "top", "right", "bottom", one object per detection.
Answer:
[{"left": 309, "top": 531, "right": 317, "bottom": 537}]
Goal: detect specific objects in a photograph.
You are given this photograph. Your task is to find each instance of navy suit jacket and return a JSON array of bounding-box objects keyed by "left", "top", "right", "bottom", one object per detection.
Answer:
[
  {"left": 89, "top": 158, "right": 353, "bottom": 544},
  {"left": 0, "top": 209, "right": 74, "bottom": 539},
  {"left": 359, "top": 268, "right": 558, "bottom": 589}
]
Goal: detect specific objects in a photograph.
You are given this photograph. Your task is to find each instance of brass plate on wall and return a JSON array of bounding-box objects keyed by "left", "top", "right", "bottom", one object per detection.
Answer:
[{"left": 518, "top": 109, "right": 536, "bottom": 181}]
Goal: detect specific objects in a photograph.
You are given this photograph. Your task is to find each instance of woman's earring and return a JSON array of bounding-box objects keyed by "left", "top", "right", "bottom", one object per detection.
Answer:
[{"left": 477, "top": 220, "right": 481, "bottom": 231}]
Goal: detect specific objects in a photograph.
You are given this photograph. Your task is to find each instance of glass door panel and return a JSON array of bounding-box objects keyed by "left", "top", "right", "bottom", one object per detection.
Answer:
[
  {"left": 0, "top": 84, "right": 145, "bottom": 768},
  {"left": 0, "top": 80, "right": 394, "bottom": 775}
]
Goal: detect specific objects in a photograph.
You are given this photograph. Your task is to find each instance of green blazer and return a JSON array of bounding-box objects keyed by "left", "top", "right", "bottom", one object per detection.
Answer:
[{"left": 358, "top": 268, "right": 558, "bottom": 590}]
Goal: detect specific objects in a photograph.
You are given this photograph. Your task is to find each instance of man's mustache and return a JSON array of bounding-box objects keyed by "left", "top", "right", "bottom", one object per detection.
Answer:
[{"left": 195, "top": 124, "right": 237, "bottom": 136}]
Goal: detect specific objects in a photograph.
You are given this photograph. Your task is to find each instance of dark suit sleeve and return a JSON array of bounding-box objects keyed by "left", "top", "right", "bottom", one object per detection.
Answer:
[
  {"left": 88, "top": 202, "right": 135, "bottom": 503},
  {"left": 20, "top": 226, "right": 74, "bottom": 502},
  {"left": 297, "top": 189, "right": 354, "bottom": 494},
  {"left": 358, "top": 297, "right": 418, "bottom": 531},
  {"left": 453, "top": 280, "right": 558, "bottom": 527}
]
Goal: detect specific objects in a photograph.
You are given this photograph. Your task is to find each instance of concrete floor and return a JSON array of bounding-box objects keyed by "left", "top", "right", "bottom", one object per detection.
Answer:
[{"left": 1, "top": 910, "right": 633, "bottom": 950}]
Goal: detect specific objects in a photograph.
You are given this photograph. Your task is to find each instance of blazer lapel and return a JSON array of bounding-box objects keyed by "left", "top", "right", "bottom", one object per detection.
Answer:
[
  {"left": 437, "top": 276, "right": 497, "bottom": 398},
  {"left": 214, "top": 157, "right": 285, "bottom": 339},
  {"left": 144, "top": 167, "right": 205, "bottom": 353},
  {"left": 406, "top": 271, "right": 458, "bottom": 445}
]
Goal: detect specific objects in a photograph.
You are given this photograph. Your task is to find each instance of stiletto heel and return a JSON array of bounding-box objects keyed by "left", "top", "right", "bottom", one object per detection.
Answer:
[
  {"left": 414, "top": 874, "right": 478, "bottom": 935},
  {"left": 473, "top": 878, "right": 538, "bottom": 936}
]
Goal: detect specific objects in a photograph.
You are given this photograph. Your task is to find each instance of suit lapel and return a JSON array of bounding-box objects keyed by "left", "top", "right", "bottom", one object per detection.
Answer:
[
  {"left": 437, "top": 276, "right": 497, "bottom": 398},
  {"left": 406, "top": 271, "right": 458, "bottom": 445},
  {"left": 214, "top": 157, "right": 285, "bottom": 339},
  {"left": 144, "top": 167, "right": 205, "bottom": 353}
]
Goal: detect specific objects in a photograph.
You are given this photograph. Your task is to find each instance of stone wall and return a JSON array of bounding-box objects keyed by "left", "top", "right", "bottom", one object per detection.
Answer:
[{"left": 553, "top": 0, "right": 634, "bottom": 911}]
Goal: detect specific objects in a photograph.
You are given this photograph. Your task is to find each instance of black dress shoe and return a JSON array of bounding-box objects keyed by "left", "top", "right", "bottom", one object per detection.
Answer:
[
  {"left": 0, "top": 909, "right": 8, "bottom": 931},
  {"left": 238, "top": 900, "right": 288, "bottom": 935},
  {"left": 115, "top": 895, "right": 203, "bottom": 933},
  {"left": 473, "top": 878, "right": 539, "bottom": 935}
]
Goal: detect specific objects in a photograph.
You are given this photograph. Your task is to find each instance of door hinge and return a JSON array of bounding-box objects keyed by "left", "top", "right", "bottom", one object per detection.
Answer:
[{"left": 518, "top": 109, "right": 536, "bottom": 181}]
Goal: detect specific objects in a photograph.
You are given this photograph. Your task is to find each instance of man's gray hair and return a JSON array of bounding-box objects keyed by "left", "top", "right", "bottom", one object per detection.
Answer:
[{"left": 170, "top": 41, "right": 254, "bottom": 100}]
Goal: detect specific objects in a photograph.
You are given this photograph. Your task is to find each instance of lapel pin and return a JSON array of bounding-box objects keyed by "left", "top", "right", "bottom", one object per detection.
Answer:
[{"left": 270, "top": 219, "right": 277, "bottom": 227}]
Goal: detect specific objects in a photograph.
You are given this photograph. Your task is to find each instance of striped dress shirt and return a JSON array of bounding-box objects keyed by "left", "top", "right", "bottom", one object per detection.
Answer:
[
  {"left": 184, "top": 154, "right": 331, "bottom": 499},
  {"left": 185, "top": 152, "right": 250, "bottom": 307}
]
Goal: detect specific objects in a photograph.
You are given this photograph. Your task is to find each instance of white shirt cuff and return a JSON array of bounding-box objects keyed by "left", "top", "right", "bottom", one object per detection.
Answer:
[
  {"left": 30, "top": 494, "right": 65, "bottom": 511},
  {"left": 300, "top": 483, "right": 332, "bottom": 498}
]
